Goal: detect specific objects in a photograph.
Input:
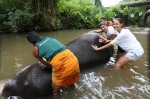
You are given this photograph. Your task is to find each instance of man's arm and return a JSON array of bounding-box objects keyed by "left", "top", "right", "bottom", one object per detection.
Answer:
[
  {"left": 109, "top": 34, "right": 116, "bottom": 40},
  {"left": 33, "top": 46, "right": 52, "bottom": 68},
  {"left": 89, "top": 29, "right": 102, "bottom": 34}
]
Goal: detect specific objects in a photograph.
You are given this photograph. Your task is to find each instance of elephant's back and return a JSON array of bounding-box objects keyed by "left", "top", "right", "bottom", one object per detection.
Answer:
[{"left": 66, "top": 32, "right": 114, "bottom": 69}]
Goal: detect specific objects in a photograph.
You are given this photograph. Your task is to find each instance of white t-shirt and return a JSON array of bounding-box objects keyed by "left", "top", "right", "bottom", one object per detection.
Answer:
[
  {"left": 106, "top": 26, "right": 119, "bottom": 38},
  {"left": 110, "top": 29, "right": 144, "bottom": 56}
]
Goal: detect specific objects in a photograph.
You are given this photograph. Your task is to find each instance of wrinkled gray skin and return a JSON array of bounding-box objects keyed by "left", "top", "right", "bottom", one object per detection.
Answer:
[
  {"left": 1, "top": 32, "right": 114, "bottom": 99},
  {"left": 1, "top": 62, "right": 53, "bottom": 99},
  {"left": 66, "top": 32, "right": 114, "bottom": 69}
]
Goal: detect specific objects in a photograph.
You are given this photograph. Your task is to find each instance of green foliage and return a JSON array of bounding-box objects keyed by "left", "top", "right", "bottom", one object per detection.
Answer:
[
  {"left": 129, "top": 11, "right": 143, "bottom": 26},
  {"left": 4, "top": 9, "right": 34, "bottom": 32},
  {"left": 113, "top": 6, "right": 130, "bottom": 25},
  {"left": 0, "top": 0, "right": 54, "bottom": 32},
  {"left": 56, "top": 0, "right": 101, "bottom": 29},
  {"left": 102, "top": 7, "right": 116, "bottom": 21},
  {"left": 0, "top": 0, "right": 149, "bottom": 33},
  {"left": 94, "top": 0, "right": 102, "bottom": 7}
]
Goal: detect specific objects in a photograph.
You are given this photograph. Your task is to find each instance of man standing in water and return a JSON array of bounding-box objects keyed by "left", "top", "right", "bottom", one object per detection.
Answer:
[{"left": 26, "top": 31, "right": 80, "bottom": 99}]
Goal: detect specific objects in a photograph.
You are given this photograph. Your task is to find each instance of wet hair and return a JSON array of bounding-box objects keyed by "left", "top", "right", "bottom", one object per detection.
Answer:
[
  {"left": 99, "top": 22, "right": 107, "bottom": 27},
  {"left": 26, "top": 31, "right": 41, "bottom": 44}
]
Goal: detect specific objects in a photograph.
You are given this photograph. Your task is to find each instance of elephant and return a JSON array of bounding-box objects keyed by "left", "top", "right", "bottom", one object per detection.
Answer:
[
  {"left": 66, "top": 32, "right": 114, "bottom": 69},
  {"left": 143, "top": 9, "right": 150, "bottom": 26},
  {"left": 1, "top": 32, "right": 114, "bottom": 99},
  {"left": 1, "top": 62, "right": 53, "bottom": 99}
]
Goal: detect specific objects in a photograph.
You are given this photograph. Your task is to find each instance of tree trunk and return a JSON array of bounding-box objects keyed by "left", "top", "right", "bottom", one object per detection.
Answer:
[
  {"left": 143, "top": 9, "right": 150, "bottom": 26},
  {"left": 121, "top": 1, "right": 150, "bottom": 8},
  {"left": 29, "top": 0, "right": 57, "bottom": 29}
]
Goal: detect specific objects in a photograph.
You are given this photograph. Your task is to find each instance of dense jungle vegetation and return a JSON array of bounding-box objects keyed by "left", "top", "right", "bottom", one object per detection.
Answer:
[{"left": 0, "top": 0, "right": 150, "bottom": 33}]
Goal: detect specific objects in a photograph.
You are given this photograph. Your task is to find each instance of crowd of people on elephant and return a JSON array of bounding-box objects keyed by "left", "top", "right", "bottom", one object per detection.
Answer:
[{"left": 25, "top": 17, "right": 144, "bottom": 99}]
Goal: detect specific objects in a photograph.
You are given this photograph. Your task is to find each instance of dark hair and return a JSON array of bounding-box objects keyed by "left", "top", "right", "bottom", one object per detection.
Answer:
[
  {"left": 99, "top": 22, "right": 107, "bottom": 27},
  {"left": 115, "top": 18, "right": 124, "bottom": 27},
  {"left": 26, "top": 31, "right": 41, "bottom": 44},
  {"left": 100, "top": 17, "right": 106, "bottom": 20},
  {"left": 116, "top": 18, "right": 124, "bottom": 24}
]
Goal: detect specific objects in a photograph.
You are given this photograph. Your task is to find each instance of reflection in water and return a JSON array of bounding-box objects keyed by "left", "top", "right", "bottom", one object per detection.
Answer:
[{"left": 0, "top": 28, "right": 150, "bottom": 99}]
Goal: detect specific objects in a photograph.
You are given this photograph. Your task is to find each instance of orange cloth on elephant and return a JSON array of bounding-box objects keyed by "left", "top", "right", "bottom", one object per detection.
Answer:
[{"left": 50, "top": 49, "right": 80, "bottom": 86}]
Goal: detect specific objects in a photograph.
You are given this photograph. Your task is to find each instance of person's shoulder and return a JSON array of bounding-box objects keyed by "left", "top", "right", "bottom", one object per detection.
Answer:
[
  {"left": 120, "top": 28, "right": 132, "bottom": 35},
  {"left": 108, "top": 26, "right": 115, "bottom": 32},
  {"left": 43, "top": 36, "right": 54, "bottom": 40},
  {"left": 122, "top": 28, "right": 131, "bottom": 32},
  {"left": 44, "top": 36, "right": 50, "bottom": 38},
  {"left": 108, "top": 26, "right": 113, "bottom": 28},
  {"left": 121, "top": 28, "right": 128, "bottom": 31},
  {"left": 108, "top": 26, "right": 115, "bottom": 30}
]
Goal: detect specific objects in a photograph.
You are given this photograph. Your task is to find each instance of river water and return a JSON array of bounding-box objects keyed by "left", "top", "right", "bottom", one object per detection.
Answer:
[{"left": 0, "top": 27, "right": 150, "bottom": 99}]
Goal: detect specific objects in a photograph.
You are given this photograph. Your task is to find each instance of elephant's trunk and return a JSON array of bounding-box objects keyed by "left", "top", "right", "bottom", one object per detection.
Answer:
[{"left": 143, "top": 9, "right": 150, "bottom": 26}]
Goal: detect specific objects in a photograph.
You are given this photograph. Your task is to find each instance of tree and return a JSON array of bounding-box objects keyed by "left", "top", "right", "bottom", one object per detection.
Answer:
[
  {"left": 93, "top": 0, "right": 102, "bottom": 7},
  {"left": 121, "top": 1, "right": 150, "bottom": 8},
  {"left": 28, "top": 0, "right": 58, "bottom": 29}
]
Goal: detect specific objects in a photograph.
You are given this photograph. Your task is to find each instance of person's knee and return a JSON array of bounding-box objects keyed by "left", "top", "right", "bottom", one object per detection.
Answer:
[
  {"left": 115, "top": 62, "right": 122, "bottom": 70},
  {"left": 52, "top": 83, "right": 61, "bottom": 95},
  {"left": 116, "top": 62, "right": 122, "bottom": 67},
  {"left": 53, "top": 90, "right": 58, "bottom": 96}
]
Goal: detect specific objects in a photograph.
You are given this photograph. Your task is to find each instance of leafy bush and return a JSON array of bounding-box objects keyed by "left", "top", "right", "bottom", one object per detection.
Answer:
[
  {"left": 4, "top": 9, "right": 34, "bottom": 32},
  {"left": 0, "top": 0, "right": 149, "bottom": 33}
]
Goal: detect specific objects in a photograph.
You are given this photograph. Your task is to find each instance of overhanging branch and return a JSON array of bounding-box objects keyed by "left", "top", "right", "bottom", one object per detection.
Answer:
[{"left": 121, "top": 1, "right": 150, "bottom": 8}]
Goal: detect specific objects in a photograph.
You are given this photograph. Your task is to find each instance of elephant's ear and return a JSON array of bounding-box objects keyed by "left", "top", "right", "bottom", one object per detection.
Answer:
[{"left": 143, "top": 10, "right": 150, "bottom": 26}]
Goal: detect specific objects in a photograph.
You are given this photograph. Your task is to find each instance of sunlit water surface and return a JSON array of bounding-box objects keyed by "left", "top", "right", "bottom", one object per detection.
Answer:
[{"left": 0, "top": 27, "right": 150, "bottom": 99}]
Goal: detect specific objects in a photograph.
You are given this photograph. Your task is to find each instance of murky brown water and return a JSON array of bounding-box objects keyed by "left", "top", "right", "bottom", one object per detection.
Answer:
[{"left": 0, "top": 27, "right": 150, "bottom": 99}]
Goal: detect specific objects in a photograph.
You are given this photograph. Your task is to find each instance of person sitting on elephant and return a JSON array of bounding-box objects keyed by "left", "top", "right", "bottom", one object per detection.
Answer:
[
  {"left": 26, "top": 31, "right": 80, "bottom": 99},
  {"left": 92, "top": 18, "right": 144, "bottom": 70}
]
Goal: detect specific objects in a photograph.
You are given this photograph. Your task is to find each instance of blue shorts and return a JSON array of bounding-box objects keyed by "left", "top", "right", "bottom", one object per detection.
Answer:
[{"left": 125, "top": 51, "right": 142, "bottom": 61}]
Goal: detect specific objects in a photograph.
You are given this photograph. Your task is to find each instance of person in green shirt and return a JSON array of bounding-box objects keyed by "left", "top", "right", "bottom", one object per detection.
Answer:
[{"left": 26, "top": 31, "right": 80, "bottom": 99}]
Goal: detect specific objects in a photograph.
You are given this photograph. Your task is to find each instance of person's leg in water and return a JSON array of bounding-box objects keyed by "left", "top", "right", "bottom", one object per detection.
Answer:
[
  {"left": 114, "top": 54, "right": 132, "bottom": 71},
  {"left": 52, "top": 82, "right": 61, "bottom": 99},
  {"left": 116, "top": 46, "right": 127, "bottom": 69},
  {"left": 116, "top": 46, "right": 125, "bottom": 61}
]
